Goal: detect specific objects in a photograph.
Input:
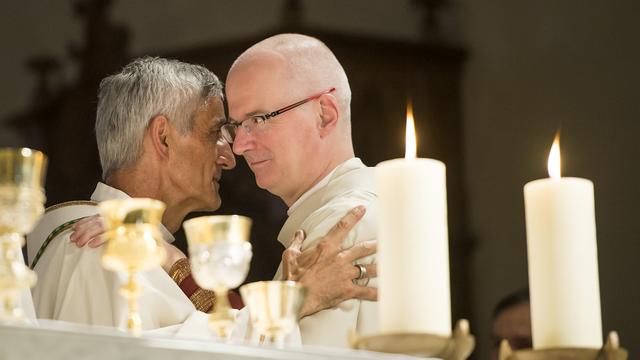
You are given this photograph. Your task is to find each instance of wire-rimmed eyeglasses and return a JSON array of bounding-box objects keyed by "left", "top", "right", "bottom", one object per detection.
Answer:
[{"left": 220, "top": 87, "right": 336, "bottom": 144}]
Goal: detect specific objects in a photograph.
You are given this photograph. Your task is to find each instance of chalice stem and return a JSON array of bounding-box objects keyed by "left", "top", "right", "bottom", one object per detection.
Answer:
[
  {"left": 121, "top": 271, "right": 141, "bottom": 335},
  {"left": 216, "top": 289, "right": 231, "bottom": 313},
  {"left": 0, "top": 233, "right": 34, "bottom": 323},
  {"left": 210, "top": 289, "right": 234, "bottom": 340},
  {"left": 268, "top": 333, "right": 279, "bottom": 344}
]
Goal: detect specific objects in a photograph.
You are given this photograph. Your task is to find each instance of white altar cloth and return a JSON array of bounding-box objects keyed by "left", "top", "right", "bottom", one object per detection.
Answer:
[{"left": 0, "top": 322, "right": 426, "bottom": 360}]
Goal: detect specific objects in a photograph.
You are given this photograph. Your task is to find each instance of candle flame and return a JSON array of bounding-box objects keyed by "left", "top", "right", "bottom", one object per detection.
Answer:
[
  {"left": 405, "top": 101, "right": 417, "bottom": 159},
  {"left": 547, "top": 132, "right": 561, "bottom": 179}
]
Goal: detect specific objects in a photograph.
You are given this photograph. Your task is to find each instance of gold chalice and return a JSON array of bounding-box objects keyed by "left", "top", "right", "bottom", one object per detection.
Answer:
[
  {"left": 0, "top": 148, "right": 47, "bottom": 323},
  {"left": 183, "top": 215, "right": 252, "bottom": 340},
  {"left": 100, "top": 198, "right": 166, "bottom": 335},
  {"left": 239, "top": 280, "right": 307, "bottom": 345}
]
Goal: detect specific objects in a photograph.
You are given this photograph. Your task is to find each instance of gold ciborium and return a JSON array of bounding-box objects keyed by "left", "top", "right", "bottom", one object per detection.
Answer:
[
  {"left": 100, "top": 198, "right": 166, "bottom": 335},
  {"left": 239, "top": 280, "right": 307, "bottom": 345},
  {"left": 183, "top": 215, "right": 252, "bottom": 340},
  {"left": 0, "top": 148, "right": 47, "bottom": 323}
]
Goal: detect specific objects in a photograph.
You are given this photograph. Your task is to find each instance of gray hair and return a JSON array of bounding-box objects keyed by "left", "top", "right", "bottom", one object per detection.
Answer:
[{"left": 95, "top": 57, "right": 223, "bottom": 180}]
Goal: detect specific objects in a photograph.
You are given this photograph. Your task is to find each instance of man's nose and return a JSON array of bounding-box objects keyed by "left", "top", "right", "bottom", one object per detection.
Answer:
[
  {"left": 217, "top": 140, "right": 236, "bottom": 170},
  {"left": 231, "top": 127, "right": 253, "bottom": 156}
]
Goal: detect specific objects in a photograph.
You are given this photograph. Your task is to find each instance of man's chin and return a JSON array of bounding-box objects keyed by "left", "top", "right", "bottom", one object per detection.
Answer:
[
  {"left": 208, "top": 198, "right": 222, "bottom": 211},
  {"left": 198, "top": 195, "right": 222, "bottom": 212},
  {"left": 254, "top": 175, "right": 278, "bottom": 193},
  {"left": 201, "top": 204, "right": 220, "bottom": 212}
]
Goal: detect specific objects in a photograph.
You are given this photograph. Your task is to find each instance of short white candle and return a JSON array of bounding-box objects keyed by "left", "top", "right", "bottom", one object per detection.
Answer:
[
  {"left": 376, "top": 103, "right": 451, "bottom": 336},
  {"left": 524, "top": 134, "right": 603, "bottom": 348}
]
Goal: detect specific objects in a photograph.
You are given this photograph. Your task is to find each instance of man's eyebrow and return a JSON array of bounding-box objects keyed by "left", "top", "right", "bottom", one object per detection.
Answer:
[
  {"left": 246, "top": 110, "right": 265, "bottom": 116},
  {"left": 228, "top": 111, "right": 264, "bottom": 124},
  {"left": 212, "top": 117, "right": 227, "bottom": 127}
]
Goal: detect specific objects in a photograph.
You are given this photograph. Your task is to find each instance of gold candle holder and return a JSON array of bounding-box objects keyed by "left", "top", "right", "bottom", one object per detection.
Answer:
[
  {"left": 183, "top": 215, "right": 252, "bottom": 340},
  {"left": 100, "top": 198, "right": 166, "bottom": 335},
  {"left": 499, "top": 331, "right": 628, "bottom": 360},
  {"left": 349, "top": 319, "right": 475, "bottom": 359},
  {"left": 0, "top": 148, "right": 47, "bottom": 323},
  {"left": 239, "top": 280, "right": 307, "bottom": 345}
]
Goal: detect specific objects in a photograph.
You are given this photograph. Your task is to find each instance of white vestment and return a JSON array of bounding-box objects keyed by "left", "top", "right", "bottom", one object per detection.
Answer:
[
  {"left": 28, "top": 183, "right": 194, "bottom": 329},
  {"left": 26, "top": 183, "right": 292, "bottom": 343},
  {"left": 274, "top": 157, "right": 379, "bottom": 347},
  {"left": 19, "top": 250, "right": 37, "bottom": 324}
]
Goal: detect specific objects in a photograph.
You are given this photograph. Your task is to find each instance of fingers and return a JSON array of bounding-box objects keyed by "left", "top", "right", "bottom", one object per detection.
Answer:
[
  {"left": 87, "top": 235, "right": 107, "bottom": 248},
  {"left": 73, "top": 214, "right": 100, "bottom": 227},
  {"left": 296, "top": 248, "right": 322, "bottom": 269},
  {"left": 76, "top": 222, "right": 104, "bottom": 247},
  {"left": 349, "top": 264, "right": 378, "bottom": 280},
  {"left": 360, "top": 263, "right": 377, "bottom": 278},
  {"left": 289, "top": 230, "right": 305, "bottom": 253},
  {"left": 343, "top": 240, "right": 377, "bottom": 263},
  {"left": 282, "top": 230, "right": 306, "bottom": 280},
  {"left": 351, "top": 285, "right": 378, "bottom": 302},
  {"left": 322, "top": 206, "right": 366, "bottom": 252},
  {"left": 282, "top": 249, "right": 297, "bottom": 280},
  {"left": 282, "top": 230, "right": 305, "bottom": 265},
  {"left": 70, "top": 215, "right": 106, "bottom": 247},
  {"left": 349, "top": 263, "right": 377, "bottom": 280}
]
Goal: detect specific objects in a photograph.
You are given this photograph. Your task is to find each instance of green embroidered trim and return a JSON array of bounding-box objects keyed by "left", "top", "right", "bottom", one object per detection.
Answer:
[
  {"left": 30, "top": 217, "right": 89, "bottom": 270},
  {"left": 45, "top": 200, "right": 98, "bottom": 214}
]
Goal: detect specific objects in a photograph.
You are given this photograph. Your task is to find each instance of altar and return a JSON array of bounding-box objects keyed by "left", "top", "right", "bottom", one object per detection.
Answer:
[{"left": 0, "top": 322, "right": 422, "bottom": 360}]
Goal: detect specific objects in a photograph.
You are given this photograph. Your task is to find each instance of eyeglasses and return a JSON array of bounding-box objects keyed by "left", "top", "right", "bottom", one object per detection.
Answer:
[{"left": 221, "top": 87, "right": 336, "bottom": 143}]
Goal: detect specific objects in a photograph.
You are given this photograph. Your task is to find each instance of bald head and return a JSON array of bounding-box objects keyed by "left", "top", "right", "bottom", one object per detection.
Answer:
[
  {"left": 226, "top": 34, "right": 356, "bottom": 205},
  {"left": 229, "top": 33, "right": 352, "bottom": 126}
]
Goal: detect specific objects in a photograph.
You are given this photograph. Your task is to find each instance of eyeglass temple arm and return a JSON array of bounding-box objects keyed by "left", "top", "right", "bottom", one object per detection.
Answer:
[{"left": 269, "top": 87, "right": 337, "bottom": 118}]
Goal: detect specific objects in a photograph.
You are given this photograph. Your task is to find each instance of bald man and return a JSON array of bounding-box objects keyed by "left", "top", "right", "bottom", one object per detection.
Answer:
[{"left": 221, "top": 33, "right": 378, "bottom": 347}]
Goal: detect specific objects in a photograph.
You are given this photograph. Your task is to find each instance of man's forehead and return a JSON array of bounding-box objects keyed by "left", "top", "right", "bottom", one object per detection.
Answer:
[
  {"left": 196, "top": 97, "right": 225, "bottom": 124},
  {"left": 228, "top": 50, "right": 290, "bottom": 88},
  {"left": 226, "top": 58, "right": 291, "bottom": 119}
]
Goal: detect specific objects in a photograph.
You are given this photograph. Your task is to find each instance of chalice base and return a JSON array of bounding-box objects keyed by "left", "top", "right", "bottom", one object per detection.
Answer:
[
  {"left": 499, "top": 331, "right": 628, "bottom": 360},
  {"left": 209, "top": 310, "right": 236, "bottom": 339},
  {"left": 258, "top": 330, "right": 287, "bottom": 348},
  {"left": 349, "top": 319, "right": 475, "bottom": 360},
  {"left": 0, "top": 295, "right": 27, "bottom": 324}
]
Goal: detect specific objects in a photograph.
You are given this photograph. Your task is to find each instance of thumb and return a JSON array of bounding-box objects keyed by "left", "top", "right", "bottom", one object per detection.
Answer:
[{"left": 289, "top": 229, "right": 306, "bottom": 252}]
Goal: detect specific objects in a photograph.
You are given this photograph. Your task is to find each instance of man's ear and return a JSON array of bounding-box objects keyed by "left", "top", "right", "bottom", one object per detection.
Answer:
[
  {"left": 148, "top": 115, "right": 170, "bottom": 159},
  {"left": 318, "top": 94, "right": 339, "bottom": 137}
]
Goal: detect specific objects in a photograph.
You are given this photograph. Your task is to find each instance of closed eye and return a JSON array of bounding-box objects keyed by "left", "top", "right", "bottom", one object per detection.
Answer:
[{"left": 249, "top": 115, "right": 266, "bottom": 124}]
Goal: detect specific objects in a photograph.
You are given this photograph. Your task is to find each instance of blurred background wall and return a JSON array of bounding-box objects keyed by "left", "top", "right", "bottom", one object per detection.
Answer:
[{"left": 1, "top": 1, "right": 638, "bottom": 358}]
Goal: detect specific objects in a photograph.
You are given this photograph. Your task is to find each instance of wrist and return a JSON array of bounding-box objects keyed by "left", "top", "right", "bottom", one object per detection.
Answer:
[
  {"left": 161, "top": 242, "right": 187, "bottom": 273},
  {"left": 300, "top": 301, "right": 312, "bottom": 318},
  {"left": 300, "top": 294, "right": 321, "bottom": 318}
]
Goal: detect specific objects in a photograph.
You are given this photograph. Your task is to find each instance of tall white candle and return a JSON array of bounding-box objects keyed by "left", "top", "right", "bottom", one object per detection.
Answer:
[
  {"left": 376, "top": 103, "right": 451, "bottom": 335},
  {"left": 524, "top": 134, "right": 603, "bottom": 348}
]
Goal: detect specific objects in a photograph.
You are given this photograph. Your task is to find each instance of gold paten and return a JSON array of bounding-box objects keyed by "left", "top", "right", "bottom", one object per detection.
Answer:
[
  {"left": 100, "top": 198, "right": 166, "bottom": 335},
  {"left": 0, "top": 148, "right": 47, "bottom": 323},
  {"left": 349, "top": 319, "right": 475, "bottom": 359}
]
